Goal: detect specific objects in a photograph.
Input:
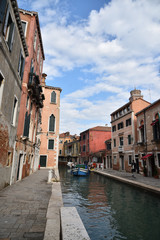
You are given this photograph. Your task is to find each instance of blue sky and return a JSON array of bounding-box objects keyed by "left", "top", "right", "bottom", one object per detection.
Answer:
[{"left": 18, "top": 0, "right": 160, "bottom": 134}]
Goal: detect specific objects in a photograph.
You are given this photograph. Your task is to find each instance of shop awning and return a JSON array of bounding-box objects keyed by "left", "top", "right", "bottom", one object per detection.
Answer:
[{"left": 141, "top": 154, "right": 153, "bottom": 160}]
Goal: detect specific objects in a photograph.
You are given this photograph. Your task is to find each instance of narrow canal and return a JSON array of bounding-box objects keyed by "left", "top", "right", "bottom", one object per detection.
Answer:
[{"left": 59, "top": 166, "right": 160, "bottom": 240}]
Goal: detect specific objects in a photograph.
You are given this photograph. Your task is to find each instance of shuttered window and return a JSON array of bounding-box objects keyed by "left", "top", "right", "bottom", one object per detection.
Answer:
[
  {"left": 48, "top": 139, "right": 54, "bottom": 150},
  {"left": 51, "top": 91, "right": 56, "bottom": 103},
  {"left": 49, "top": 114, "right": 55, "bottom": 132},
  {"left": 23, "top": 112, "right": 30, "bottom": 137},
  {"left": 18, "top": 50, "right": 25, "bottom": 80}
]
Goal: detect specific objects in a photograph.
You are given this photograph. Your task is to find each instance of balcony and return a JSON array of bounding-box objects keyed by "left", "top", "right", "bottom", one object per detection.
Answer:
[{"left": 118, "top": 146, "right": 124, "bottom": 152}]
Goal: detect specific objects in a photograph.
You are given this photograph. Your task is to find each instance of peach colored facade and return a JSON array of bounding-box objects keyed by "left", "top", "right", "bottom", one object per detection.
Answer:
[
  {"left": 111, "top": 90, "right": 150, "bottom": 173},
  {"left": 10, "top": 9, "right": 45, "bottom": 184},
  {"left": 135, "top": 99, "right": 160, "bottom": 177},
  {"left": 39, "top": 75, "right": 62, "bottom": 168}
]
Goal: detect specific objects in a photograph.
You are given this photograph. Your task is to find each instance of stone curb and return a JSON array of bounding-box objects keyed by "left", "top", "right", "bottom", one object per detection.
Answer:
[
  {"left": 94, "top": 170, "right": 160, "bottom": 195},
  {"left": 44, "top": 182, "right": 63, "bottom": 240}
]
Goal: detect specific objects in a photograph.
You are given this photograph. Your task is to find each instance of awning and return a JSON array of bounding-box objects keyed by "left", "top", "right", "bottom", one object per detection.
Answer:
[
  {"left": 150, "top": 119, "right": 158, "bottom": 126},
  {"left": 141, "top": 154, "right": 153, "bottom": 160}
]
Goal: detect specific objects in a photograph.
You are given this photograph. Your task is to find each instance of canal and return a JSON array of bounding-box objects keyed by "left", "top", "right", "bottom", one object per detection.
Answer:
[{"left": 59, "top": 166, "right": 160, "bottom": 240}]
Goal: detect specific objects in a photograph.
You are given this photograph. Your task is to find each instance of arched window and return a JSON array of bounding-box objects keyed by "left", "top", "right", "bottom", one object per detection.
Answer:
[
  {"left": 153, "top": 113, "right": 160, "bottom": 141},
  {"left": 51, "top": 91, "right": 56, "bottom": 103},
  {"left": 49, "top": 114, "right": 55, "bottom": 131},
  {"left": 139, "top": 120, "right": 144, "bottom": 142}
]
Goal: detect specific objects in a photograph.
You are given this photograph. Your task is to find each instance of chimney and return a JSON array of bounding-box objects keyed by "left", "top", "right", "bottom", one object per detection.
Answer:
[
  {"left": 41, "top": 73, "right": 47, "bottom": 87},
  {"left": 129, "top": 89, "right": 143, "bottom": 102}
]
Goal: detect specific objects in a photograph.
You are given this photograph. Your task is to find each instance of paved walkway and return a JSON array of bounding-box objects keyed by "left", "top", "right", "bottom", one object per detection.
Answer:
[
  {"left": 0, "top": 169, "right": 52, "bottom": 240},
  {"left": 94, "top": 168, "right": 160, "bottom": 195}
]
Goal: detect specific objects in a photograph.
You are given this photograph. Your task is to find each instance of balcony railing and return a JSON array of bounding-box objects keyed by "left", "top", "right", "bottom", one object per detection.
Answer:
[{"left": 118, "top": 146, "right": 124, "bottom": 152}]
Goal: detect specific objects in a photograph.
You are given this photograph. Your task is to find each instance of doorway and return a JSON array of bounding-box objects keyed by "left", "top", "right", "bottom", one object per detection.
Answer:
[
  {"left": 120, "top": 155, "right": 125, "bottom": 170},
  {"left": 17, "top": 154, "right": 23, "bottom": 181},
  {"left": 40, "top": 155, "right": 47, "bottom": 167}
]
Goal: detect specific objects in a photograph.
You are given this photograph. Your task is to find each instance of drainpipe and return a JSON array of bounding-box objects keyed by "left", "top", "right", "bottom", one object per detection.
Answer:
[{"left": 144, "top": 110, "right": 147, "bottom": 154}]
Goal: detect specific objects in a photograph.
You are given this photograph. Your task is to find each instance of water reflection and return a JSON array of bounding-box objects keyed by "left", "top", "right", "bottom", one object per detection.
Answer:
[{"left": 59, "top": 166, "right": 160, "bottom": 240}]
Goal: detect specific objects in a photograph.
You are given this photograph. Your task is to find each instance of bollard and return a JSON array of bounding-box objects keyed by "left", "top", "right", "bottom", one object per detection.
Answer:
[{"left": 48, "top": 169, "right": 53, "bottom": 183}]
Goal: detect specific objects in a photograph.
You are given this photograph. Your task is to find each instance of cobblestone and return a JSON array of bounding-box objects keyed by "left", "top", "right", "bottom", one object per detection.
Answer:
[{"left": 0, "top": 170, "right": 52, "bottom": 240}]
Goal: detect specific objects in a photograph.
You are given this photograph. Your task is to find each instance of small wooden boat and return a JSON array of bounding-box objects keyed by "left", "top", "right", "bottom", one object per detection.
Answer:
[{"left": 72, "top": 164, "right": 89, "bottom": 176}]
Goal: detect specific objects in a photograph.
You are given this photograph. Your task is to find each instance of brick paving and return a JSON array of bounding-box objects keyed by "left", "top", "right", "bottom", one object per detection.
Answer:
[{"left": 0, "top": 169, "right": 52, "bottom": 240}]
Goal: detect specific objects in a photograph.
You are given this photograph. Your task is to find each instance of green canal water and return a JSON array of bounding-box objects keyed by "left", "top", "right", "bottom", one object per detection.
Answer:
[{"left": 59, "top": 166, "right": 160, "bottom": 240}]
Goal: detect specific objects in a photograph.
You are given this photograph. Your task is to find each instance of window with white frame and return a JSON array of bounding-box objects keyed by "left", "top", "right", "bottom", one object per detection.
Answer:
[
  {"left": 113, "top": 155, "right": 117, "bottom": 164},
  {"left": 3, "top": 5, "right": 15, "bottom": 51},
  {"left": 48, "top": 139, "right": 54, "bottom": 150},
  {"left": 18, "top": 50, "right": 25, "bottom": 80},
  {"left": 21, "top": 20, "right": 28, "bottom": 37},
  {"left": 11, "top": 96, "right": 18, "bottom": 126}
]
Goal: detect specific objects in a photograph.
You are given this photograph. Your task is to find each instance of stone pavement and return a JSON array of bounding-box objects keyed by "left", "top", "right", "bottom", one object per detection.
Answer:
[
  {"left": 94, "top": 168, "right": 160, "bottom": 195},
  {"left": 0, "top": 169, "right": 52, "bottom": 240}
]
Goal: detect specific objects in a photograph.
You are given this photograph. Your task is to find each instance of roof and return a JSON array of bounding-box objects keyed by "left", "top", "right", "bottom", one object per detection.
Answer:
[
  {"left": 19, "top": 8, "right": 45, "bottom": 60},
  {"left": 11, "top": 1, "right": 28, "bottom": 56},
  {"left": 135, "top": 99, "right": 160, "bottom": 116},
  {"left": 45, "top": 85, "right": 62, "bottom": 92},
  {"left": 80, "top": 126, "right": 111, "bottom": 134}
]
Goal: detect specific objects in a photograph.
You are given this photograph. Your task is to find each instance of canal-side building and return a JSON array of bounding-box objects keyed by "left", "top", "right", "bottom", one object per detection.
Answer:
[
  {"left": 39, "top": 74, "right": 62, "bottom": 169},
  {"left": 0, "top": 0, "right": 28, "bottom": 189},
  {"left": 58, "top": 132, "right": 78, "bottom": 164},
  {"left": 104, "top": 139, "right": 112, "bottom": 169},
  {"left": 135, "top": 98, "right": 160, "bottom": 177},
  {"left": 80, "top": 126, "right": 111, "bottom": 164},
  {"left": 111, "top": 89, "right": 150, "bottom": 173},
  {"left": 63, "top": 136, "right": 80, "bottom": 165},
  {"left": 10, "top": 8, "right": 45, "bottom": 184}
]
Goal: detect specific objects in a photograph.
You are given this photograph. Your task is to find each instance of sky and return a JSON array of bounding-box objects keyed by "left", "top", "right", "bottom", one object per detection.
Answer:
[{"left": 17, "top": 0, "right": 160, "bottom": 135}]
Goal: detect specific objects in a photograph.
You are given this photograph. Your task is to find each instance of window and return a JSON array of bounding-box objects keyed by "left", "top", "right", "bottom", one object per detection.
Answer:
[
  {"left": 59, "top": 149, "right": 62, "bottom": 155},
  {"left": 128, "top": 155, "right": 132, "bottom": 165},
  {"left": 21, "top": 21, "right": 27, "bottom": 36},
  {"left": 18, "top": 50, "right": 25, "bottom": 80},
  {"left": 51, "top": 91, "right": 56, "bottom": 103},
  {"left": 23, "top": 112, "right": 30, "bottom": 137},
  {"left": 139, "top": 120, "right": 145, "bottom": 142},
  {"left": 3, "top": 5, "right": 15, "bottom": 51},
  {"left": 113, "top": 139, "right": 116, "bottom": 147},
  {"left": 153, "top": 114, "right": 160, "bottom": 141},
  {"left": 6, "top": 152, "right": 12, "bottom": 166},
  {"left": 83, "top": 135, "right": 86, "bottom": 140},
  {"left": 59, "top": 140, "right": 63, "bottom": 144},
  {"left": 0, "top": 71, "right": 4, "bottom": 108},
  {"left": 126, "top": 118, "right": 131, "bottom": 127},
  {"left": 119, "top": 137, "right": 123, "bottom": 146},
  {"left": 40, "top": 57, "right": 43, "bottom": 73},
  {"left": 40, "top": 155, "right": 47, "bottom": 167},
  {"left": 49, "top": 114, "right": 55, "bottom": 132},
  {"left": 37, "top": 44, "right": 40, "bottom": 62},
  {"left": 113, "top": 156, "right": 117, "bottom": 164},
  {"left": 157, "top": 153, "right": 160, "bottom": 168},
  {"left": 0, "top": 0, "right": 7, "bottom": 24},
  {"left": 112, "top": 125, "right": 116, "bottom": 132},
  {"left": 11, "top": 96, "right": 18, "bottom": 126},
  {"left": 48, "top": 139, "right": 54, "bottom": 150},
  {"left": 118, "top": 122, "right": 124, "bottom": 130},
  {"left": 128, "top": 135, "right": 132, "bottom": 145},
  {"left": 83, "top": 145, "right": 86, "bottom": 152},
  {"left": 33, "top": 30, "right": 37, "bottom": 50}
]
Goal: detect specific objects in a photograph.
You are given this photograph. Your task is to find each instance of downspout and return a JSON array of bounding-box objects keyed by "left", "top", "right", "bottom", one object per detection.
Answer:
[{"left": 144, "top": 110, "right": 147, "bottom": 154}]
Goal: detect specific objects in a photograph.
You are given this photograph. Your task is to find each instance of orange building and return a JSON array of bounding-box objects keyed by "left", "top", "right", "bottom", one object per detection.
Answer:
[
  {"left": 111, "top": 89, "right": 150, "bottom": 172},
  {"left": 39, "top": 74, "right": 62, "bottom": 169},
  {"left": 10, "top": 9, "right": 45, "bottom": 184}
]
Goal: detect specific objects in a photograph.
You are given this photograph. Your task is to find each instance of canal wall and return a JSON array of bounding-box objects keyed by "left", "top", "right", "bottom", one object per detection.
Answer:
[
  {"left": 44, "top": 180, "right": 90, "bottom": 240},
  {"left": 94, "top": 170, "right": 160, "bottom": 196}
]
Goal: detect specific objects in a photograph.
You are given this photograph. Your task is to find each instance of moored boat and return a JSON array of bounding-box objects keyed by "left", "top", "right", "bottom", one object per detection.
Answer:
[{"left": 72, "top": 164, "right": 89, "bottom": 176}]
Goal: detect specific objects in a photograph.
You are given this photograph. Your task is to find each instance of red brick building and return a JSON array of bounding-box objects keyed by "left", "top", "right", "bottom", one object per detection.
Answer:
[
  {"left": 80, "top": 126, "right": 111, "bottom": 164},
  {"left": 10, "top": 9, "right": 45, "bottom": 184}
]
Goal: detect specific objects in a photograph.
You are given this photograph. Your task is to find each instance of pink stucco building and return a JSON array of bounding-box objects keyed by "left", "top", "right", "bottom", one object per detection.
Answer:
[{"left": 39, "top": 74, "right": 62, "bottom": 169}]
